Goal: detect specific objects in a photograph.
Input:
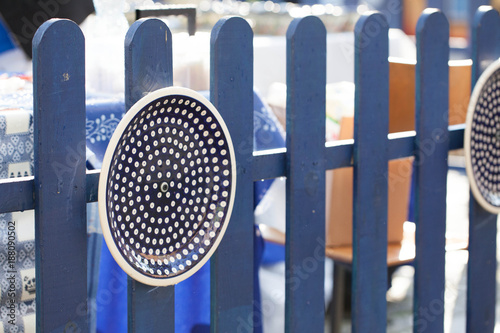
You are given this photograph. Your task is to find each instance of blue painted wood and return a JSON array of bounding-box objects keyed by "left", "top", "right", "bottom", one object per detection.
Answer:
[
  {"left": 449, "top": 124, "right": 465, "bottom": 150},
  {"left": 468, "top": 0, "right": 491, "bottom": 35},
  {"left": 467, "top": 6, "right": 500, "bottom": 333},
  {"left": 388, "top": 132, "right": 416, "bottom": 160},
  {"left": 219, "top": 123, "right": 460, "bottom": 183},
  {"left": 0, "top": 123, "right": 466, "bottom": 214},
  {"left": 253, "top": 148, "right": 286, "bottom": 180},
  {"left": 0, "top": 10, "right": 489, "bottom": 332},
  {"left": 32, "top": 19, "right": 88, "bottom": 332},
  {"left": 285, "top": 16, "right": 326, "bottom": 333},
  {"left": 325, "top": 141, "right": 354, "bottom": 169},
  {"left": 470, "top": 6, "right": 500, "bottom": 83},
  {"left": 343, "top": 0, "right": 358, "bottom": 8},
  {"left": 413, "top": 9, "right": 449, "bottom": 333},
  {"left": 125, "top": 18, "right": 173, "bottom": 111},
  {"left": 124, "top": 18, "right": 175, "bottom": 333},
  {"left": 352, "top": 12, "right": 389, "bottom": 333},
  {"left": 210, "top": 17, "right": 254, "bottom": 333}
]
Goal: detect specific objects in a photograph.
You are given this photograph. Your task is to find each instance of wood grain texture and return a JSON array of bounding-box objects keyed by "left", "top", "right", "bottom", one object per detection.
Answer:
[
  {"left": 33, "top": 19, "right": 88, "bottom": 332},
  {"left": 413, "top": 9, "right": 449, "bottom": 333},
  {"left": 210, "top": 16, "right": 255, "bottom": 333},
  {"left": 125, "top": 18, "right": 173, "bottom": 111},
  {"left": 285, "top": 15, "right": 326, "bottom": 333},
  {"left": 124, "top": 18, "right": 175, "bottom": 333},
  {"left": 352, "top": 12, "right": 389, "bottom": 333},
  {"left": 467, "top": 6, "right": 500, "bottom": 333}
]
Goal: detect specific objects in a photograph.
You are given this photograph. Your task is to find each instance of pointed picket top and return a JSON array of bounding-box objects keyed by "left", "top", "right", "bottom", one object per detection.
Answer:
[
  {"left": 210, "top": 16, "right": 253, "bottom": 112},
  {"left": 125, "top": 18, "right": 173, "bottom": 111},
  {"left": 33, "top": 18, "right": 88, "bottom": 332}
]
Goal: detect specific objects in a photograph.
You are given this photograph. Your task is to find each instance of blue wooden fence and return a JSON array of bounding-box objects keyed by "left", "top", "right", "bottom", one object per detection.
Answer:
[{"left": 0, "top": 3, "right": 498, "bottom": 333}]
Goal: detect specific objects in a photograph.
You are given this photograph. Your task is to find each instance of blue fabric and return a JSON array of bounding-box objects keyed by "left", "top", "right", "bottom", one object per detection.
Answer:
[{"left": 95, "top": 90, "right": 283, "bottom": 332}]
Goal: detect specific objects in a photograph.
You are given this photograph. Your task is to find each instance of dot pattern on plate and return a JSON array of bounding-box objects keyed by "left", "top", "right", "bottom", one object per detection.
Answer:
[
  {"left": 470, "top": 69, "right": 500, "bottom": 208},
  {"left": 106, "top": 95, "right": 233, "bottom": 279}
]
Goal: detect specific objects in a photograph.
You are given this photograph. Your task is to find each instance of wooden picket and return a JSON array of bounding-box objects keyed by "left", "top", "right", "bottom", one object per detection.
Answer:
[
  {"left": 124, "top": 18, "right": 175, "bottom": 332},
  {"left": 210, "top": 16, "right": 255, "bottom": 332},
  {"left": 413, "top": 9, "right": 449, "bottom": 333},
  {"left": 33, "top": 19, "right": 88, "bottom": 332},
  {"left": 285, "top": 15, "right": 326, "bottom": 333}
]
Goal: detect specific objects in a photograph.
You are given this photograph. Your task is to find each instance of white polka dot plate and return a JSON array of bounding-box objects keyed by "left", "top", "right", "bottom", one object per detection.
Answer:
[
  {"left": 99, "top": 87, "right": 236, "bottom": 286},
  {"left": 465, "top": 59, "right": 500, "bottom": 214}
]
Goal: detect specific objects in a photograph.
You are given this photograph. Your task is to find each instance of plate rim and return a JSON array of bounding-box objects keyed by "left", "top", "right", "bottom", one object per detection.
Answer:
[
  {"left": 98, "top": 86, "right": 237, "bottom": 286},
  {"left": 464, "top": 58, "right": 500, "bottom": 214}
]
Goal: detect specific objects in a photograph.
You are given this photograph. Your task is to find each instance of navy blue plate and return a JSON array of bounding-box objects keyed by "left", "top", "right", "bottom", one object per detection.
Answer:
[
  {"left": 465, "top": 59, "right": 500, "bottom": 214},
  {"left": 99, "top": 87, "right": 236, "bottom": 286}
]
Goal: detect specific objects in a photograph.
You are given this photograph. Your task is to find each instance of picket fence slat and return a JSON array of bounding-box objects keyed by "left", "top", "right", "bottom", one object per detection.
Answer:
[
  {"left": 123, "top": 18, "right": 175, "bottom": 333},
  {"left": 33, "top": 19, "right": 88, "bottom": 332},
  {"left": 352, "top": 12, "right": 389, "bottom": 333},
  {"left": 285, "top": 15, "right": 326, "bottom": 333},
  {"left": 125, "top": 18, "right": 173, "bottom": 111},
  {"left": 467, "top": 6, "right": 500, "bottom": 333},
  {"left": 468, "top": 0, "right": 491, "bottom": 30},
  {"left": 0, "top": 177, "right": 34, "bottom": 212},
  {"left": 413, "top": 9, "right": 449, "bottom": 333},
  {"left": 210, "top": 16, "right": 255, "bottom": 333}
]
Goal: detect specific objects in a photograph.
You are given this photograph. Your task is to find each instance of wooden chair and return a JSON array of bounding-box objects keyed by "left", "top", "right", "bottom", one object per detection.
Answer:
[{"left": 259, "top": 59, "right": 471, "bottom": 333}]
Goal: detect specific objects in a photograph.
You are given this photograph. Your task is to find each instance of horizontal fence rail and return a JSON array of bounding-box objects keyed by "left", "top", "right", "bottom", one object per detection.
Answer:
[
  {"left": 0, "top": 125, "right": 466, "bottom": 211},
  {"left": 0, "top": 4, "right": 498, "bottom": 333}
]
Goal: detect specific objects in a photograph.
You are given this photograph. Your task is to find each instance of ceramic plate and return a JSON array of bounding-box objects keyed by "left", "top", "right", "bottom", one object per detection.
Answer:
[
  {"left": 465, "top": 59, "right": 500, "bottom": 214},
  {"left": 99, "top": 87, "right": 236, "bottom": 286}
]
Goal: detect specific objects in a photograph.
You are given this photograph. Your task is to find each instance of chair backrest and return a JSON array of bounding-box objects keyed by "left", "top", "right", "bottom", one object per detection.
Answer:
[{"left": 326, "top": 59, "right": 472, "bottom": 247}]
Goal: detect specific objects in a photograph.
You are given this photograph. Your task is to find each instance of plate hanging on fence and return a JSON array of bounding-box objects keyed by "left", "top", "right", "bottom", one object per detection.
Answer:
[
  {"left": 465, "top": 59, "right": 500, "bottom": 214},
  {"left": 99, "top": 87, "right": 236, "bottom": 286}
]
